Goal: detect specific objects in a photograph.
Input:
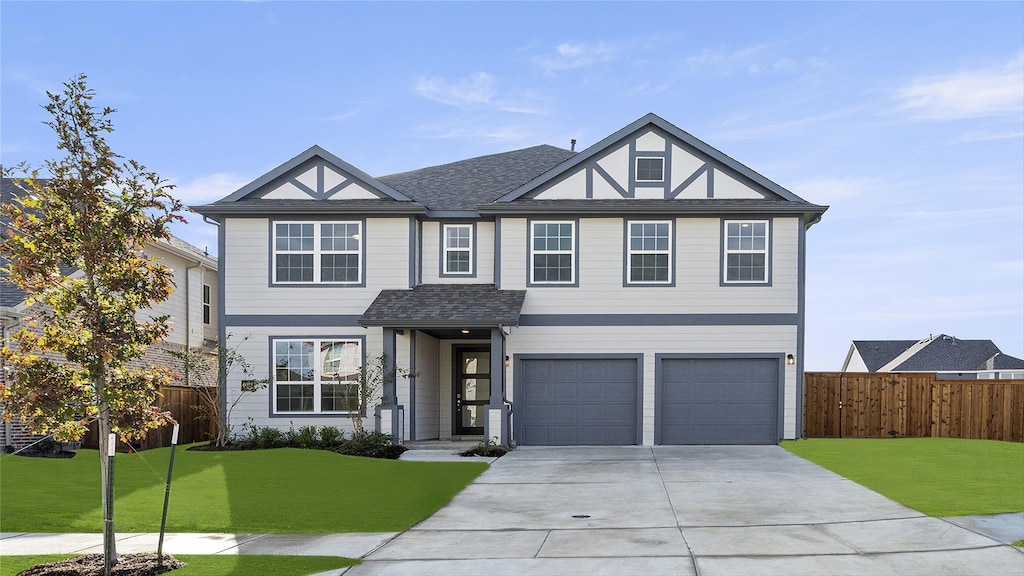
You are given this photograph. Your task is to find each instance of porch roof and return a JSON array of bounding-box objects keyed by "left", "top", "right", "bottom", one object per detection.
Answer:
[{"left": 359, "top": 284, "right": 526, "bottom": 328}]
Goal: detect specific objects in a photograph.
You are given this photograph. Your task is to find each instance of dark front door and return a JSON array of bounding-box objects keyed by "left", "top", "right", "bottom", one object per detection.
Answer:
[{"left": 454, "top": 346, "right": 490, "bottom": 436}]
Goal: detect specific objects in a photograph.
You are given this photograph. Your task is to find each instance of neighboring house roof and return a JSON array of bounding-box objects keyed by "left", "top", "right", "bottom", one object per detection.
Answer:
[
  {"left": 849, "top": 340, "right": 917, "bottom": 371},
  {"left": 359, "top": 284, "right": 526, "bottom": 328},
  {"left": 847, "top": 335, "right": 1024, "bottom": 372},
  {"left": 377, "top": 145, "right": 577, "bottom": 212}
]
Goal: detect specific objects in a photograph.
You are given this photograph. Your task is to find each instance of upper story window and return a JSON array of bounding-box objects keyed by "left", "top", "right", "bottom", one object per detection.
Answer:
[
  {"left": 724, "top": 220, "right": 769, "bottom": 284},
  {"left": 442, "top": 224, "right": 474, "bottom": 276},
  {"left": 635, "top": 157, "right": 665, "bottom": 182},
  {"left": 530, "top": 220, "right": 576, "bottom": 285},
  {"left": 273, "top": 221, "right": 362, "bottom": 285},
  {"left": 202, "top": 284, "right": 211, "bottom": 324},
  {"left": 627, "top": 221, "right": 672, "bottom": 284},
  {"left": 274, "top": 338, "right": 362, "bottom": 414}
]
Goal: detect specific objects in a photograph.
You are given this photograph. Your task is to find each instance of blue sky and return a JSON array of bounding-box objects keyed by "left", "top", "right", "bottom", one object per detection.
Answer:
[{"left": 2, "top": 2, "right": 1022, "bottom": 369}]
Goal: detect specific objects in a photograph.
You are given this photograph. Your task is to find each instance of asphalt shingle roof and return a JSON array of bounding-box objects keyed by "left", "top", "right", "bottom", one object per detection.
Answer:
[
  {"left": 359, "top": 284, "right": 526, "bottom": 328},
  {"left": 977, "top": 353, "right": 1024, "bottom": 371},
  {"left": 852, "top": 340, "right": 917, "bottom": 371},
  {"left": 377, "top": 145, "right": 576, "bottom": 211},
  {"left": 893, "top": 336, "right": 1001, "bottom": 372}
]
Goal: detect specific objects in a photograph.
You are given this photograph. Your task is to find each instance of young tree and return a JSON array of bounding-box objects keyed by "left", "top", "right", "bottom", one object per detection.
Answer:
[
  {"left": 0, "top": 74, "right": 183, "bottom": 572},
  {"left": 350, "top": 354, "right": 414, "bottom": 435},
  {"left": 167, "top": 334, "right": 268, "bottom": 447}
]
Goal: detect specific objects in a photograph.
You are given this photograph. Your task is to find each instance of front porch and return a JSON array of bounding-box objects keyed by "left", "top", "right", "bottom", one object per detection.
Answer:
[{"left": 359, "top": 284, "right": 525, "bottom": 446}]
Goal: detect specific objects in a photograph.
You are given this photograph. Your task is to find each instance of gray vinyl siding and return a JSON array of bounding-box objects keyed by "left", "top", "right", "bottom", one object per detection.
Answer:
[
  {"left": 505, "top": 324, "right": 799, "bottom": 445},
  {"left": 223, "top": 217, "right": 410, "bottom": 316},
  {"left": 421, "top": 220, "right": 495, "bottom": 284},
  {"left": 413, "top": 332, "right": 441, "bottom": 440},
  {"left": 499, "top": 217, "right": 799, "bottom": 315}
]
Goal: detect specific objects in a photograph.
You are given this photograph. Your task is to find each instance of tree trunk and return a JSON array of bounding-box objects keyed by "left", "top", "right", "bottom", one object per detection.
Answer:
[{"left": 97, "top": 383, "right": 117, "bottom": 573}]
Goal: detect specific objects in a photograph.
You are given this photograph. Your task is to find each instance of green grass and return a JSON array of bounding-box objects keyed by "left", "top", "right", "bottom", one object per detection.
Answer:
[
  {"left": 0, "top": 555, "right": 357, "bottom": 576},
  {"left": 782, "top": 438, "right": 1024, "bottom": 516},
  {"left": 0, "top": 447, "right": 487, "bottom": 533}
]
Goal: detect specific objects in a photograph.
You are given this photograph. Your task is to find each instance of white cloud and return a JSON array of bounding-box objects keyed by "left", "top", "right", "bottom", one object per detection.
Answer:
[
  {"left": 169, "top": 172, "right": 251, "bottom": 205},
  {"left": 892, "top": 52, "right": 1024, "bottom": 121},
  {"left": 414, "top": 72, "right": 496, "bottom": 108},
  {"left": 788, "top": 176, "right": 880, "bottom": 203},
  {"left": 412, "top": 121, "right": 535, "bottom": 143},
  {"left": 534, "top": 41, "right": 618, "bottom": 73}
]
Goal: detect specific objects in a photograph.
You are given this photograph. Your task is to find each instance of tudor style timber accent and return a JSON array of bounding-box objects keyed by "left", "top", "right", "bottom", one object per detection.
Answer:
[{"left": 195, "top": 113, "right": 827, "bottom": 447}]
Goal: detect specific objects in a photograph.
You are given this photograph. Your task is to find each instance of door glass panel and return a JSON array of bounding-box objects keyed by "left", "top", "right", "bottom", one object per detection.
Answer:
[
  {"left": 462, "top": 378, "right": 490, "bottom": 401},
  {"left": 463, "top": 352, "right": 489, "bottom": 375},
  {"left": 461, "top": 405, "right": 483, "bottom": 428}
]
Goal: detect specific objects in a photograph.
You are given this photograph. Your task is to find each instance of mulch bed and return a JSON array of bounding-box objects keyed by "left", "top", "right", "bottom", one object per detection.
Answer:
[{"left": 18, "top": 554, "right": 184, "bottom": 576}]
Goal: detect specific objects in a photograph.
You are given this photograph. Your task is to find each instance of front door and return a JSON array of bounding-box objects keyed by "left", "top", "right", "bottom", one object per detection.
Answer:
[{"left": 454, "top": 346, "right": 490, "bottom": 436}]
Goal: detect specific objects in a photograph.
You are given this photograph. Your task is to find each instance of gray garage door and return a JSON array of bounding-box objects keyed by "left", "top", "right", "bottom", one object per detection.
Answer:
[
  {"left": 518, "top": 358, "right": 639, "bottom": 446},
  {"left": 659, "top": 358, "right": 779, "bottom": 445}
]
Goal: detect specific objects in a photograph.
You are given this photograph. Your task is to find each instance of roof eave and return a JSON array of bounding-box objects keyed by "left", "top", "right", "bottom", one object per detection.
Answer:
[
  {"left": 478, "top": 203, "right": 829, "bottom": 217},
  {"left": 358, "top": 318, "right": 520, "bottom": 329},
  {"left": 191, "top": 203, "right": 429, "bottom": 218}
]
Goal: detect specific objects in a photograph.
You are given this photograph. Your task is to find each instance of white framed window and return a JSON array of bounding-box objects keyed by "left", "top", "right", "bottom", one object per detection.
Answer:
[
  {"left": 273, "top": 221, "right": 362, "bottom": 284},
  {"left": 724, "top": 220, "right": 769, "bottom": 283},
  {"left": 635, "top": 157, "right": 665, "bottom": 182},
  {"left": 442, "top": 224, "right": 473, "bottom": 275},
  {"left": 273, "top": 339, "right": 362, "bottom": 414},
  {"left": 202, "top": 284, "right": 212, "bottom": 324},
  {"left": 530, "top": 220, "right": 576, "bottom": 284},
  {"left": 627, "top": 220, "right": 672, "bottom": 284}
]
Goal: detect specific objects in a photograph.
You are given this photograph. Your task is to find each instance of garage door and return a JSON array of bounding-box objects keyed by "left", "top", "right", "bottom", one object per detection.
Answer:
[
  {"left": 659, "top": 358, "right": 779, "bottom": 445},
  {"left": 518, "top": 358, "right": 639, "bottom": 446}
]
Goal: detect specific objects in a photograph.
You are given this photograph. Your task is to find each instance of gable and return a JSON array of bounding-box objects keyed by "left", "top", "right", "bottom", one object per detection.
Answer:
[
  {"left": 215, "top": 145, "right": 411, "bottom": 204},
  {"left": 502, "top": 113, "right": 806, "bottom": 204},
  {"left": 259, "top": 157, "right": 383, "bottom": 200},
  {"left": 528, "top": 127, "right": 770, "bottom": 201}
]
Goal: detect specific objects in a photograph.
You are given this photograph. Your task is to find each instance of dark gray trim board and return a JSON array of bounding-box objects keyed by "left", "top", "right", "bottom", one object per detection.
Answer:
[
  {"left": 226, "top": 314, "right": 363, "bottom": 327},
  {"left": 513, "top": 353, "right": 644, "bottom": 446},
  {"left": 653, "top": 353, "right": 785, "bottom": 444},
  {"left": 796, "top": 221, "right": 807, "bottom": 438},
  {"left": 518, "top": 313, "right": 798, "bottom": 326},
  {"left": 217, "top": 220, "right": 228, "bottom": 429}
]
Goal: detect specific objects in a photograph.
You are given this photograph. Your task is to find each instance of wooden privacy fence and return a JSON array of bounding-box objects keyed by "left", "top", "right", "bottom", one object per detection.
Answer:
[
  {"left": 804, "top": 372, "right": 1024, "bottom": 442},
  {"left": 83, "top": 385, "right": 217, "bottom": 451}
]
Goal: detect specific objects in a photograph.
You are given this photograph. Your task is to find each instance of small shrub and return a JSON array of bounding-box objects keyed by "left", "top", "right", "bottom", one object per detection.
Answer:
[
  {"left": 318, "top": 426, "right": 345, "bottom": 447},
  {"left": 460, "top": 437, "right": 509, "bottom": 458},
  {"left": 336, "top": 431, "right": 407, "bottom": 459},
  {"left": 236, "top": 422, "right": 286, "bottom": 449},
  {"left": 291, "top": 425, "right": 320, "bottom": 449}
]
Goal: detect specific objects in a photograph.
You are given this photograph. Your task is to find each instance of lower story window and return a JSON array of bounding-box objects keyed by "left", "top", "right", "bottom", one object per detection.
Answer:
[{"left": 273, "top": 338, "right": 362, "bottom": 414}]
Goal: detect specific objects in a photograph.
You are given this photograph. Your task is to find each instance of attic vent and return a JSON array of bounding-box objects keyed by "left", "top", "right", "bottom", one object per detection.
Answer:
[{"left": 570, "top": 139, "right": 576, "bottom": 152}]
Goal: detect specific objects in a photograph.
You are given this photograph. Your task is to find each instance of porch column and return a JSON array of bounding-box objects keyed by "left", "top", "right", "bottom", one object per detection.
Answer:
[
  {"left": 375, "top": 327, "right": 404, "bottom": 442},
  {"left": 484, "top": 327, "right": 510, "bottom": 445}
]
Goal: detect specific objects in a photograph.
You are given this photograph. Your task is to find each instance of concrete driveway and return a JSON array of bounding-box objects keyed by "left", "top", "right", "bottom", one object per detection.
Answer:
[{"left": 346, "top": 446, "right": 1023, "bottom": 575}]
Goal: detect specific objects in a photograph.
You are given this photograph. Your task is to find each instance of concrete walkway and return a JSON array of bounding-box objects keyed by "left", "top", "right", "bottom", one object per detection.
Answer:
[{"left": 2, "top": 446, "right": 1022, "bottom": 576}]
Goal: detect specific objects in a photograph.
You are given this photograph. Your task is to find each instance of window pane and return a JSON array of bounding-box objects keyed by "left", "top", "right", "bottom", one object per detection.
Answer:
[
  {"left": 636, "top": 157, "right": 664, "bottom": 181},
  {"left": 275, "top": 341, "right": 314, "bottom": 381},
  {"left": 727, "top": 253, "right": 766, "bottom": 282},
  {"left": 276, "top": 254, "right": 313, "bottom": 282},
  {"left": 446, "top": 250, "right": 470, "bottom": 273},
  {"left": 322, "top": 341, "right": 360, "bottom": 381},
  {"left": 276, "top": 384, "right": 313, "bottom": 412},
  {"left": 533, "top": 254, "right": 572, "bottom": 282},
  {"left": 631, "top": 254, "right": 669, "bottom": 282},
  {"left": 322, "top": 383, "right": 358, "bottom": 412},
  {"left": 321, "top": 254, "right": 359, "bottom": 282}
]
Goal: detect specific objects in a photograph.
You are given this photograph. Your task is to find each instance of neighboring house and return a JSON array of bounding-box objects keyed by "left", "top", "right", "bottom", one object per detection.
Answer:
[
  {"left": 0, "top": 177, "right": 218, "bottom": 450},
  {"left": 842, "top": 334, "right": 1024, "bottom": 379},
  {"left": 194, "top": 113, "right": 827, "bottom": 446}
]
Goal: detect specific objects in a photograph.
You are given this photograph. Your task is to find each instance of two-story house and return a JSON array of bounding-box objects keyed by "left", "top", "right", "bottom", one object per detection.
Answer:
[
  {"left": 1, "top": 178, "right": 219, "bottom": 450},
  {"left": 194, "top": 113, "right": 827, "bottom": 446}
]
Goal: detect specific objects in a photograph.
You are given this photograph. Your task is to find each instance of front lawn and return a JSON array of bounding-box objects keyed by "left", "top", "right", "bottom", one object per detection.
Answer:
[
  {"left": 0, "top": 447, "right": 487, "bottom": 533},
  {"left": 0, "top": 554, "right": 358, "bottom": 576},
  {"left": 782, "top": 438, "right": 1024, "bottom": 516}
]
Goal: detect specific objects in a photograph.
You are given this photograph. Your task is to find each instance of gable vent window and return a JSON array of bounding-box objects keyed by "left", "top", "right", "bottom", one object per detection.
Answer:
[
  {"left": 724, "top": 220, "right": 769, "bottom": 284},
  {"left": 442, "top": 224, "right": 474, "bottom": 275},
  {"left": 273, "top": 221, "right": 362, "bottom": 284},
  {"left": 636, "top": 157, "right": 665, "bottom": 182}
]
